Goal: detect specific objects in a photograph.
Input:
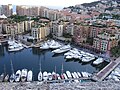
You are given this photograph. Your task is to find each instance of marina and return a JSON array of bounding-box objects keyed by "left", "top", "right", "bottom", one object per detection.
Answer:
[{"left": 0, "top": 39, "right": 113, "bottom": 83}]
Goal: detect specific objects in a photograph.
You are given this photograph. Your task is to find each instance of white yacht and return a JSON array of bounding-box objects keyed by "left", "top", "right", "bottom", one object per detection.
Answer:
[
  {"left": 27, "top": 70, "right": 33, "bottom": 82},
  {"left": 21, "top": 69, "right": 28, "bottom": 82},
  {"left": 81, "top": 72, "right": 89, "bottom": 78},
  {"left": 66, "top": 71, "right": 72, "bottom": 79},
  {"left": 112, "top": 75, "right": 119, "bottom": 81},
  {"left": 43, "top": 71, "right": 48, "bottom": 81},
  {"left": 49, "top": 40, "right": 61, "bottom": 49},
  {"left": 8, "top": 41, "right": 24, "bottom": 52},
  {"left": 52, "top": 44, "right": 71, "bottom": 54},
  {"left": 40, "top": 42, "right": 49, "bottom": 49},
  {"left": 65, "top": 55, "right": 74, "bottom": 59},
  {"left": 93, "top": 58, "right": 104, "bottom": 65},
  {"left": 82, "top": 56, "right": 95, "bottom": 63},
  {"left": 15, "top": 70, "right": 21, "bottom": 82},
  {"left": 77, "top": 72, "right": 81, "bottom": 78},
  {"left": 48, "top": 72, "right": 52, "bottom": 81},
  {"left": 74, "top": 72, "right": 79, "bottom": 78},
  {"left": 71, "top": 73, "right": 76, "bottom": 79},
  {"left": 9, "top": 74, "right": 15, "bottom": 82}
]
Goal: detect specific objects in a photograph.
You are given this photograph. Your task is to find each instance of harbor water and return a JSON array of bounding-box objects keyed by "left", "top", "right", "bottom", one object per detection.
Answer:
[{"left": 0, "top": 44, "right": 108, "bottom": 81}]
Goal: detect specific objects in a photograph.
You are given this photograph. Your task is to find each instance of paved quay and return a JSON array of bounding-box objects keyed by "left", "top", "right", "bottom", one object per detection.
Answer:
[
  {"left": 0, "top": 81, "right": 120, "bottom": 90},
  {"left": 92, "top": 57, "right": 120, "bottom": 81}
]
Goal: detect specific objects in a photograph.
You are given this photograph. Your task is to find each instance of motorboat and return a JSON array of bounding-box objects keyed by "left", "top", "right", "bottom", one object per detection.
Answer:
[
  {"left": 9, "top": 74, "right": 15, "bottom": 82},
  {"left": 57, "top": 74, "right": 61, "bottom": 80},
  {"left": 48, "top": 72, "right": 52, "bottom": 81},
  {"left": 27, "top": 70, "right": 33, "bottom": 82},
  {"left": 40, "top": 42, "right": 49, "bottom": 49},
  {"left": 66, "top": 71, "right": 72, "bottom": 79},
  {"left": 43, "top": 71, "right": 48, "bottom": 81},
  {"left": 112, "top": 75, "right": 119, "bottom": 81},
  {"left": 4, "top": 74, "right": 9, "bottom": 82},
  {"left": 52, "top": 44, "right": 71, "bottom": 54},
  {"left": 15, "top": 70, "right": 21, "bottom": 82},
  {"left": 63, "top": 73, "right": 68, "bottom": 80},
  {"left": 65, "top": 55, "right": 73, "bottom": 59},
  {"left": 60, "top": 74, "right": 65, "bottom": 79},
  {"left": 93, "top": 58, "right": 104, "bottom": 65},
  {"left": 52, "top": 71, "right": 57, "bottom": 80},
  {"left": 111, "top": 71, "right": 120, "bottom": 77},
  {"left": 77, "top": 72, "right": 81, "bottom": 78},
  {"left": 81, "top": 72, "right": 89, "bottom": 78},
  {"left": 71, "top": 73, "right": 76, "bottom": 79},
  {"left": 38, "top": 71, "right": 42, "bottom": 81},
  {"left": 74, "top": 72, "right": 79, "bottom": 78},
  {"left": 0, "top": 73, "right": 4, "bottom": 82},
  {"left": 21, "top": 69, "right": 27, "bottom": 82},
  {"left": 81, "top": 56, "right": 95, "bottom": 63}
]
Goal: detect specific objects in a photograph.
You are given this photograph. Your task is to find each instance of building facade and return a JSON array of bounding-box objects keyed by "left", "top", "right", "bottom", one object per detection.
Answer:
[{"left": 93, "top": 33, "right": 118, "bottom": 52}]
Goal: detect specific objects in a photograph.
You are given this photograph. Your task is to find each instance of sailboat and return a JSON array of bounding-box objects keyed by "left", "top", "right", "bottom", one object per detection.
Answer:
[
  {"left": 9, "top": 60, "right": 15, "bottom": 82},
  {"left": 38, "top": 56, "right": 42, "bottom": 81},
  {"left": 61, "top": 63, "right": 64, "bottom": 79},
  {"left": 4, "top": 65, "right": 9, "bottom": 82}
]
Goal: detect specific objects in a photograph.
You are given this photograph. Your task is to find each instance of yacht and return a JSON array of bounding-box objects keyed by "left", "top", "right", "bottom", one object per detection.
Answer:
[
  {"left": 40, "top": 42, "right": 49, "bottom": 49},
  {"left": 77, "top": 72, "right": 81, "bottom": 78},
  {"left": 4, "top": 74, "right": 9, "bottom": 82},
  {"left": 57, "top": 74, "right": 61, "bottom": 80},
  {"left": 81, "top": 72, "right": 89, "bottom": 78},
  {"left": 74, "top": 72, "right": 79, "bottom": 78},
  {"left": 48, "top": 72, "right": 52, "bottom": 81},
  {"left": 112, "top": 75, "right": 119, "bottom": 81},
  {"left": 71, "top": 73, "right": 76, "bottom": 79},
  {"left": 49, "top": 41, "right": 61, "bottom": 49},
  {"left": 43, "top": 71, "right": 48, "bottom": 81},
  {"left": 60, "top": 74, "right": 65, "bottom": 80},
  {"left": 65, "top": 55, "right": 73, "bottom": 59},
  {"left": 93, "top": 58, "right": 104, "bottom": 65},
  {"left": 0, "top": 73, "right": 4, "bottom": 82},
  {"left": 21, "top": 69, "right": 28, "bottom": 82},
  {"left": 63, "top": 73, "right": 68, "bottom": 80},
  {"left": 9, "top": 74, "right": 15, "bottom": 82},
  {"left": 66, "top": 71, "right": 72, "bottom": 79},
  {"left": 52, "top": 71, "right": 56, "bottom": 80},
  {"left": 8, "top": 42, "right": 24, "bottom": 52},
  {"left": 81, "top": 56, "right": 95, "bottom": 63},
  {"left": 52, "top": 44, "right": 71, "bottom": 54},
  {"left": 15, "top": 70, "right": 21, "bottom": 82},
  {"left": 27, "top": 70, "right": 33, "bottom": 82}
]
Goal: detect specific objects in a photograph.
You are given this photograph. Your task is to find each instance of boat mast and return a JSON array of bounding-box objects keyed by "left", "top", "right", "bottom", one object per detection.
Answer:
[
  {"left": 39, "top": 56, "right": 41, "bottom": 72},
  {"left": 4, "top": 64, "right": 6, "bottom": 75},
  {"left": 61, "top": 63, "right": 63, "bottom": 75},
  {"left": 10, "top": 60, "right": 14, "bottom": 75},
  {"left": 55, "top": 65, "right": 56, "bottom": 80}
]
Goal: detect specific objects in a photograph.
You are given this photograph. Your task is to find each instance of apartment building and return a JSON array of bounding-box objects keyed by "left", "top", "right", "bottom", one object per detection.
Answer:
[{"left": 93, "top": 33, "right": 118, "bottom": 52}]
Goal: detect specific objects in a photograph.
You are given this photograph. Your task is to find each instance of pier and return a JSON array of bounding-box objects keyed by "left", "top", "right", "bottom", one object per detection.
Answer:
[{"left": 92, "top": 57, "right": 120, "bottom": 81}]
